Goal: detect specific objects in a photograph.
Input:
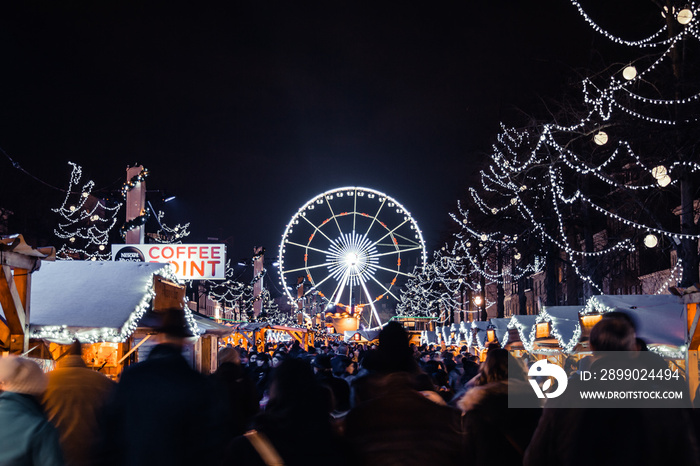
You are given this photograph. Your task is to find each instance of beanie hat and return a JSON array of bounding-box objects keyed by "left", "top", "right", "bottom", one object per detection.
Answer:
[{"left": 0, "top": 355, "right": 48, "bottom": 396}]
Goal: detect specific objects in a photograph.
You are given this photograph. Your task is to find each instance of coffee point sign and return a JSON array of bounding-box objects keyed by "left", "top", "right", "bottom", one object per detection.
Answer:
[{"left": 112, "top": 244, "right": 226, "bottom": 280}]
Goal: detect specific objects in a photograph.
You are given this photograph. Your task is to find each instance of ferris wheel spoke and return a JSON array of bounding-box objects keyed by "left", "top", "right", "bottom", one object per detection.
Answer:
[
  {"left": 284, "top": 241, "right": 331, "bottom": 255},
  {"left": 360, "top": 280, "right": 383, "bottom": 327},
  {"left": 363, "top": 198, "right": 387, "bottom": 237},
  {"left": 324, "top": 197, "right": 344, "bottom": 236},
  {"left": 353, "top": 189, "right": 358, "bottom": 233},
  {"left": 299, "top": 215, "right": 335, "bottom": 243},
  {"left": 368, "top": 219, "right": 410, "bottom": 249},
  {"left": 391, "top": 232, "right": 422, "bottom": 246},
  {"left": 304, "top": 271, "right": 336, "bottom": 295},
  {"left": 283, "top": 262, "right": 333, "bottom": 274},
  {"left": 371, "top": 263, "right": 414, "bottom": 277},
  {"left": 329, "top": 268, "right": 350, "bottom": 305},
  {"left": 368, "top": 245, "right": 424, "bottom": 258},
  {"left": 368, "top": 274, "right": 401, "bottom": 301}
]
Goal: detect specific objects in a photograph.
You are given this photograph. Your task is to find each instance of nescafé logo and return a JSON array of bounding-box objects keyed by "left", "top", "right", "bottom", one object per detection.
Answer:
[{"left": 114, "top": 246, "right": 145, "bottom": 262}]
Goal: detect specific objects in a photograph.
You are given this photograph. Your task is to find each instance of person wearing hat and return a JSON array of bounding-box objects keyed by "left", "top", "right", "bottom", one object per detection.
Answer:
[
  {"left": 0, "top": 355, "right": 65, "bottom": 465},
  {"left": 99, "top": 308, "right": 223, "bottom": 465}
]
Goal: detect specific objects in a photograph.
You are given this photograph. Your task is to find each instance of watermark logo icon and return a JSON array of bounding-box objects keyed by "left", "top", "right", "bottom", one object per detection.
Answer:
[{"left": 528, "top": 359, "right": 568, "bottom": 399}]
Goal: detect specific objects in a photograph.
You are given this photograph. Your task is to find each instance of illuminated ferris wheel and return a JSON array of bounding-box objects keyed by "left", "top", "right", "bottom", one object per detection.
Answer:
[{"left": 278, "top": 187, "right": 427, "bottom": 328}]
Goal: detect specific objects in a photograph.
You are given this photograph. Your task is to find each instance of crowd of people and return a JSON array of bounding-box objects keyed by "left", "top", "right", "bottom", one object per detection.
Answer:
[{"left": 1, "top": 308, "right": 700, "bottom": 465}]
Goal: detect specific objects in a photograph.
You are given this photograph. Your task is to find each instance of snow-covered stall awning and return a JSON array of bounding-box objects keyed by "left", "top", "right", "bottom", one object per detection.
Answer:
[
  {"left": 421, "top": 328, "right": 438, "bottom": 345},
  {"left": 472, "top": 320, "right": 491, "bottom": 350},
  {"left": 583, "top": 294, "right": 686, "bottom": 352},
  {"left": 343, "top": 329, "right": 380, "bottom": 343},
  {"left": 535, "top": 306, "right": 583, "bottom": 354},
  {"left": 506, "top": 315, "right": 538, "bottom": 352},
  {"left": 28, "top": 260, "right": 192, "bottom": 344},
  {"left": 192, "top": 314, "right": 234, "bottom": 337},
  {"left": 437, "top": 324, "right": 461, "bottom": 346}
]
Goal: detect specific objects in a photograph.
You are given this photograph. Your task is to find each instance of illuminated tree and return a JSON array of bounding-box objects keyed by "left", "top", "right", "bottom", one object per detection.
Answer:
[
  {"left": 396, "top": 247, "right": 474, "bottom": 323},
  {"left": 148, "top": 210, "right": 191, "bottom": 244},
  {"left": 53, "top": 162, "right": 121, "bottom": 260},
  {"left": 453, "top": 2, "right": 700, "bottom": 305}
]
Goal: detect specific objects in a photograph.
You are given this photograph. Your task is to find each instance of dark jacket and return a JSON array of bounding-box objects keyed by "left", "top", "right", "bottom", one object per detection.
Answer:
[
  {"left": 344, "top": 372, "right": 465, "bottom": 465},
  {"left": 99, "top": 343, "right": 223, "bottom": 466},
  {"left": 210, "top": 361, "right": 259, "bottom": 438},
  {"left": 459, "top": 380, "right": 541, "bottom": 466},
  {"left": 0, "top": 391, "right": 64, "bottom": 466},
  {"left": 524, "top": 356, "right": 700, "bottom": 466}
]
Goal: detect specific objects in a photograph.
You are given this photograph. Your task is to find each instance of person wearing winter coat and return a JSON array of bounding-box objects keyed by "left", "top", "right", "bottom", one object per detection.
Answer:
[
  {"left": 42, "top": 341, "right": 115, "bottom": 466},
  {"left": 0, "top": 355, "right": 64, "bottom": 465}
]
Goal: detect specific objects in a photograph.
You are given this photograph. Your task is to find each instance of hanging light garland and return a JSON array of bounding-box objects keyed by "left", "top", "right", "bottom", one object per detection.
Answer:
[
  {"left": 120, "top": 167, "right": 149, "bottom": 197},
  {"left": 53, "top": 162, "right": 122, "bottom": 261}
]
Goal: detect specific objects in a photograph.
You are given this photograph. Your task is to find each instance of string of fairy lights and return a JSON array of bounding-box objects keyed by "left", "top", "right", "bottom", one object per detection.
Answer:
[
  {"left": 396, "top": 247, "right": 482, "bottom": 323},
  {"left": 30, "top": 264, "right": 196, "bottom": 343},
  {"left": 119, "top": 167, "right": 150, "bottom": 239},
  {"left": 52, "top": 162, "right": 122, "bottom": 261},
  {"left": 204, "top": 257, "right": 298, "bottom": 326}
]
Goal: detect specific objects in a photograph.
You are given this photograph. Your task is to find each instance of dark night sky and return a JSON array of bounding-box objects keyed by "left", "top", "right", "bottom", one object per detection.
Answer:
[{"left": 0, "top": 1, "right": 656, "bottom": 264}]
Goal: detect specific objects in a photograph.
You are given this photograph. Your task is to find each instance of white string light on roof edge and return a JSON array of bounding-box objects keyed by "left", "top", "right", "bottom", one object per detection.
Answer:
[{"left": 31, "top": 265, "right": 193, "bottom": 343}]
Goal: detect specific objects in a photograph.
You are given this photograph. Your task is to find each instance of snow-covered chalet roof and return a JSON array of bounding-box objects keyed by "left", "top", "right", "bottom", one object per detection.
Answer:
[
  {"left": 584, "top": 294, "right": 686, "bottom": 349},
  {"left": 26, "top": 260, "right": 188, "bottom": 343}
]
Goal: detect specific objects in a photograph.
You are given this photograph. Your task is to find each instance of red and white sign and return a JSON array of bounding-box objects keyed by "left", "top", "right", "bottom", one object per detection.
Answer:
[{"left": 112, "top": 244, "right": 226, "bottom": 280}]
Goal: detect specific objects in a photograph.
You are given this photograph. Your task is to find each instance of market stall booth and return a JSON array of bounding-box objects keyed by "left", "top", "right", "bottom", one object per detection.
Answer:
[
  {"left": 26, "top": 260, "right": 195, "bottom": 379},
  {"left": 267, "top": 325, "right": 311, "bottom": 350},
  {"left": 190, "top": 313, "right": 235, "bottom": 373},
  {"left": 223, "top": 322, "right": 270, "bottom": 353},
  {"left": 0, "top": 234, "right": 55, "bottom": 355},
  {"left": 583, "top": 294, "right": 687, "bottom": 353},
  {"left": 529, "top": 306, "right": 583, "bottom": 365},
  {"left": 504, "top": 314, "right": 538, "bottom": 358},
  {"left": 471, "top": 321, "right": 492, "bottom": 361},
  {"left": 582, "top": 294, "right": 695, "bottom": 396},
  {"left": 343, "top": 329, "right": 380, "bottom": 344}
]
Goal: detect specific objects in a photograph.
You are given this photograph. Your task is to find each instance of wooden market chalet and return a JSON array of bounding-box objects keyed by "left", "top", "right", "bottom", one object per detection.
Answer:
[{"left": 0, "top": 235, "right": 233, "bottom": 377}]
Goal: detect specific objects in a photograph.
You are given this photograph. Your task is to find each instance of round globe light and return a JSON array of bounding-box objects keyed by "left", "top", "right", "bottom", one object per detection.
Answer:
[
  {"left": 593, "top": 131, "right": 609, "bottom": 145},
  {"left": 657, "top": 174, "right": 672, "bottom": 187},
  {"left": 644, "top": 234, "right": 658, "bottom": 248},
  {"left": 622, "top": 66, "right": 637, "bottom": 80},
  {"left": 651, "top": 165, "right": 667, "bottom": 179},
  {"left": 677, "top": 9, "right": 693, "bottom": 25}
]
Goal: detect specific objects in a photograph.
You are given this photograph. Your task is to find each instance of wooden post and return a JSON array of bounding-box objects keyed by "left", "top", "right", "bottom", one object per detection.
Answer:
[
  {"left": 0, "top": 239, "right": 53, "bottom": 355},
  {"left": 0, "top": 266, "right": 29, "bottom": 353}
]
